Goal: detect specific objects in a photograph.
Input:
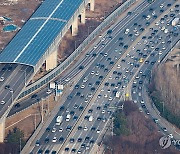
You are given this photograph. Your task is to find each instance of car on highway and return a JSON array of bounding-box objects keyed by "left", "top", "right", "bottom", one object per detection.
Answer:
[{"left": 1, "top": 101, "right": 5, "bottom": 105}]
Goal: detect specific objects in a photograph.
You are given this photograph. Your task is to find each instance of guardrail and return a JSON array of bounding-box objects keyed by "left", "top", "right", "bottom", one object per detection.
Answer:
[{"left": 18, "top": 0, "right": 137, "bottom": 100}]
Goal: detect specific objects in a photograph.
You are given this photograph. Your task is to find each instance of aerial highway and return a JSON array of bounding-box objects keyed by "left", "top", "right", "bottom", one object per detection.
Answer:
[
  {"left": 0, "top": 64, "right": 33, "bottom": 118},
  {"left": 22, "top": 0, "right": 180, "bottom": 154}
]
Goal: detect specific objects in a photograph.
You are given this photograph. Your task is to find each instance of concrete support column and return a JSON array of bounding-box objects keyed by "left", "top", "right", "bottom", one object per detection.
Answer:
[
  {"left": 81, "top": 7, "right": 86, "bottom": 24},
  {"left": 89, "top": 0, "right": 95, "bottom": 11},
  {"left": 0, "top": 118, "right": 6, "bottom": 142},
  {"left": 72, "top": 17, "right": 78, "bottom": 36},
  {"left": 46, "top": 49, "right": 57, "bottom": 71}
]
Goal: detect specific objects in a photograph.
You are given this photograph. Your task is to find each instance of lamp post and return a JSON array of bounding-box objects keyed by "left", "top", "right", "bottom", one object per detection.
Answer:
[
  {"left": 41, "top": 98, "right": 45, "bottom": 123},
  {"left": 10, "top": 89, "right": 13, "bottom": 103}
]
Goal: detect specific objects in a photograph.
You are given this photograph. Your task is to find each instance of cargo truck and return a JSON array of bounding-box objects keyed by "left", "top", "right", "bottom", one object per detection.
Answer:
[
  {"left": 56, "top": 116, "right": 63, "bottom": 125},
  {"left": 172, "top": 18, "right": 179, "bottom": 26}
]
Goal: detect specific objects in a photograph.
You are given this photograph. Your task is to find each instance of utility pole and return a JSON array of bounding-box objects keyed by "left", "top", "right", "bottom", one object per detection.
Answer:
[{"left": 41, "top": 99, "right": 44, "bottom": 123}]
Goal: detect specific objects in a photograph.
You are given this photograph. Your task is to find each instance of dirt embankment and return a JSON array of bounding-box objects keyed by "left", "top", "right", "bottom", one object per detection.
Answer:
[
  {"left": 152, "top": 60, "right": 180, "bottom": 117},
  {"left": 103, "top": 101, "right": 178, "bottom": 154}
]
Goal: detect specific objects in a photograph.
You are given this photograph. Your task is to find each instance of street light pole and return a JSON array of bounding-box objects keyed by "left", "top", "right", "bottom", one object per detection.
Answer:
[
  {"left": 10, "top": 89, "right": 13, "bottom": 103},
  {"left": 41, "top": 99, "right": 44, "bottom": 123}
]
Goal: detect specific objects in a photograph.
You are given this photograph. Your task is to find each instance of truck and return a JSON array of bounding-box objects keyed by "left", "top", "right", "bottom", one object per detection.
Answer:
[
  {"left": 89, "top": 116, "right": 94, "bottom": 122},
  {"left": 56, "top": 116, "right": 63, "bottom": 125},
  {"left": 172, "top": 18, "right": 179, "bottom": 26},
  {"left": 66, "top": 114, "right": 71, "bottom": 121}
]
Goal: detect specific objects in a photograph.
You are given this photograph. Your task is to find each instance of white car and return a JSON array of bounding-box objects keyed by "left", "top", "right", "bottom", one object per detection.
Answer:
[
  {"left": 134, "top": 100, "right": 137, "bottom": 103},
  {"left": 108, "top": 97, "right": 113, "bottom": 101},
  {"left": 59, "top": 128, "right": 63, "bottom": 132},
  {"left": 1, "top": 101, "right": 5, "bottom": 105},
  {"left": 96, "top": 130, "right": 100, "bottom": 134},
  {"left": 117, "top": 64, "right": 121, "bottom": 68},
  {"left": 104, "top": 94, "right": 108, "bottom": 98},
  {"left": 52, "top": 137, "right": 57, "bottom": 143},
  {"left": 94, "top": 45, "right": 98, "bottom": 49},
  {"left": 52, "top": 127, "right": 56, "bottom": 133},
  {"left": 104, "top": 53, "right": 108, "bottom": 57},
  {"left": 0, "top": 77, "right": 4, "bottom": 82},
  {"left": 168, "top": 134, "right": 173, "bottom": 139},
  {"left": 141, "top": 100, "right": 144, "bottom": 104},
  {"left": 84, "top": 126, "right": 88, "bottom": 131},
  {"left": 102, "top": 110, "right": 105, "bottom": 114},
  {"left": 91, "top": 71, "right": 95, "bottom": 75},
  {"left": 46, "top": 89, "right": 51, "bottom": 94},
  {"left": 81, "top": 85, "right": 85, "bottom": 89},
  {"left": 65, "top": 78, "right": 70, "bottom": 82},
  {"left": 109, "top": 76, "right": 112, "bottom": 80},
  {"left": 95, "top": 71, "right": 99, "bottom": 76}
]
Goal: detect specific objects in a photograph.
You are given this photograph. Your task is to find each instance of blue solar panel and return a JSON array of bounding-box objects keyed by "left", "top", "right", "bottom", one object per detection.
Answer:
[{"left": 0, "top": 0, "right": 83, "bottom": 66}]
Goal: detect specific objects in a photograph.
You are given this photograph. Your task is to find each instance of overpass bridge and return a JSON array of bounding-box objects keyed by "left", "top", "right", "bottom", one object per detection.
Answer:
[{"left": 0, "top": 0, "right": 95, "bottom": 142}]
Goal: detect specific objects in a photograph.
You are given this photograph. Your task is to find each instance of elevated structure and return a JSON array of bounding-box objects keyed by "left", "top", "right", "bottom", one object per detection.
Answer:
[{"left": 0, "top": 0, "right": 95, "bottom": 142}]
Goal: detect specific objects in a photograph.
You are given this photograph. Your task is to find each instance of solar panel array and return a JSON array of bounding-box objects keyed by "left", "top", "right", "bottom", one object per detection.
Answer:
[{"left": 0, "top": 0, "right": 83, "bottom": 66}]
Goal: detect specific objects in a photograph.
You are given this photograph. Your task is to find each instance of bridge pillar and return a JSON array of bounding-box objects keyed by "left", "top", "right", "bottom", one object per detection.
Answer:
[
  {"left": 89, "top": 0, "right": 95, "bottom": 11},
  {"left": 46, "top": 49, "right": 57, "bottom": 71},
  {"left": 0, "top": 118, "right": 6, "bottom": 142},
  {"left": 80, "top": 7, "right": 86, "bottom": 24},
  {"left": 72, "top": 17, "right": 78, "bottom": 36}
]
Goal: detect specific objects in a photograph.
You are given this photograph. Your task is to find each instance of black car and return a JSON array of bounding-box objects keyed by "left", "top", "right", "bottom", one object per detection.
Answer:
[
  {"left": 71, "top": 149, "right": 76, "bottom": 153},
  {"left": 46, "top": 127, "right": 50, "bottom": 132},
  {"left": 72, "top": 115, "right": 78, "bottom": 121},
  {"left": 14, "top": 103, "right": 20, "bottom": 108},
  {"left": 70, "top": 138, "right": 75, "bottom": 143},
  {"left": 88, "top": 109, "right": 93, "bottom": 113},
  {"left": 91, "top": 127, "right": 96, "bottom": 131},
  {"left": 31, "top": 94, "right": 37, "bottom": 99},
  {"left": 38, "top": 149, "right": 43, "bottom": 154},
  {"left": 51, "top": 151, "right": 56, "bottom": 154},
  {"left": 119, "top": 37, "right": 123, "bottom": 41},
  {"left": 45, "top": 150, "right": 50, "bottom": 154},
  {"left": 66, "top": 126, "right": 72, "bottom": 131},
  {"left": 78, "top": 138, "right": 82, "bottom": 142},
  {"left": 2, "top": 67, "right": 6, "bottom": 71},
  {"left": 59, "top": 106, "right": 65, "bottom": 111},
  {"left": 97, "top": 106, "right": 101, "bottom": 110},
  {"left": 65, "top": 148, "right": 69, "bottom": 152},
  {"left": 75, "top": 84, "right": 79, "bottom": 89},
  {"left": 79, "top": 65, "right": 84, "bottom": 70},
  {"left": 78, "top": 126, "right": 82, "bottom": 130},
  {"left": 99, "top": 76, "right": 103, "bottom": 80},
  {"left": 79, "top": 106, "right": 84, "bottom": 111},
  {"left": 70, "top": 111, "right": 75, "bottom": 115},
  {"left": 59, "top": 137, "right": 64, "bottom": 142},
  {"left": 95, "top": 81, "right": 100, "bottom": 85},
  {"left": 91, "top": 87, "right": 95, "bottom": 92}
]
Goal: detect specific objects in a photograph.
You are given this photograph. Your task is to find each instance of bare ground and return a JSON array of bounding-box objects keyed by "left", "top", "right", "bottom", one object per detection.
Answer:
[{"left": 103, "top": 101, "right": 179, "bottom": 154}]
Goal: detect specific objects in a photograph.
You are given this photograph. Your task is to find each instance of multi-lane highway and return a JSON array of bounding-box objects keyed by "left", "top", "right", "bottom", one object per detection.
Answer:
[
  {"left": 22, "top": 0, "right": 180, "bottom": 153},
  {"left": 0, "top": 64, "right": 33, "bottom": 118}
]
